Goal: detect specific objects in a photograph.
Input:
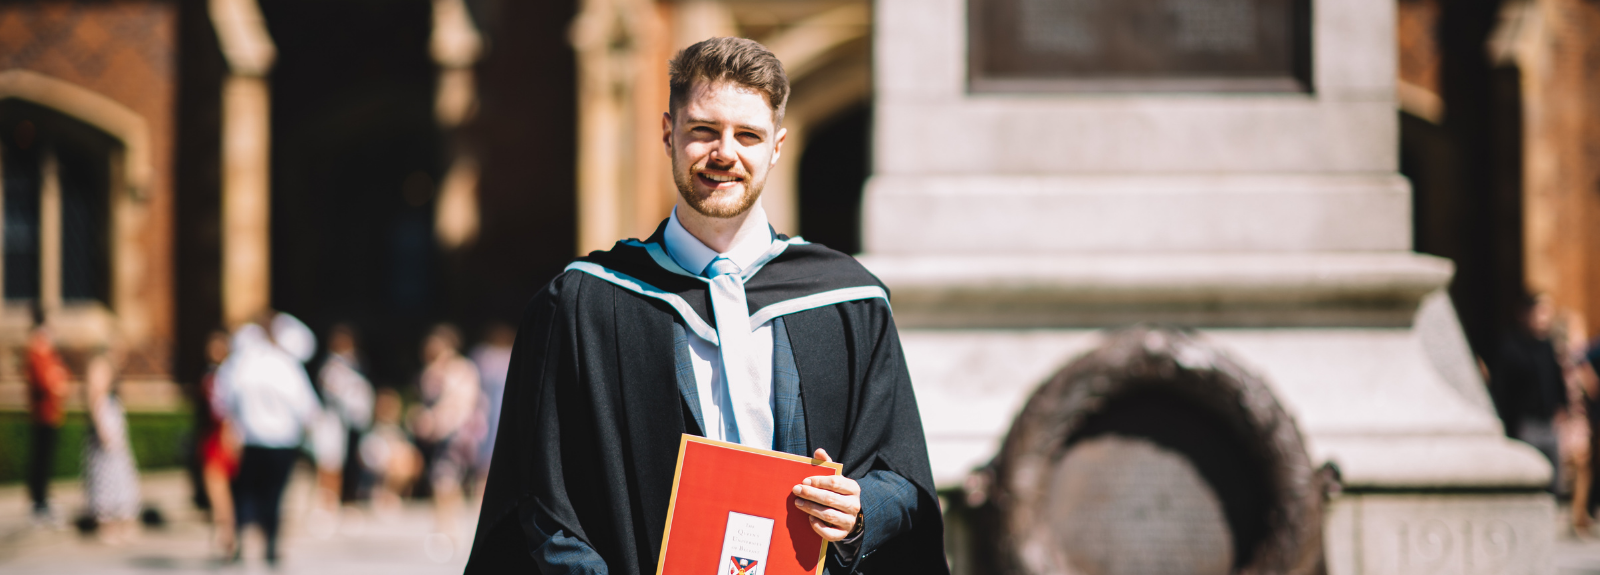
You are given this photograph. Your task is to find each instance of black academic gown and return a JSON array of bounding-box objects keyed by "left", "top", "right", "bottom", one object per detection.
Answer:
[{"left": 466, "top": 223, "right": 948, "bottom": 575}]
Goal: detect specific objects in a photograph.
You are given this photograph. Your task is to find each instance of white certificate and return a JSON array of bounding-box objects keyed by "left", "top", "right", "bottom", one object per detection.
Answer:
[{"left": 717, "top": 511, "right": 775, "bottom": 575}]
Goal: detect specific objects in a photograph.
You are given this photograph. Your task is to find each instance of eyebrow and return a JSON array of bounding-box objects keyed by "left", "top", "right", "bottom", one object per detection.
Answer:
[{"left": 684, "top": 116, "right": 768, "bottom": 136}]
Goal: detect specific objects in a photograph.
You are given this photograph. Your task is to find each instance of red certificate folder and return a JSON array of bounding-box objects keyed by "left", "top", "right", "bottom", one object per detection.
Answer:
[{"left": 656, "top": 434, "right": 843, "bottom": 575}]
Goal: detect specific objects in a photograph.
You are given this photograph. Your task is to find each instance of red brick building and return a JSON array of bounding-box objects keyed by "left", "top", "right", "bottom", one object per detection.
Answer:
[{"left": 0, "top": 1, "right": 179, "bottom": 408}]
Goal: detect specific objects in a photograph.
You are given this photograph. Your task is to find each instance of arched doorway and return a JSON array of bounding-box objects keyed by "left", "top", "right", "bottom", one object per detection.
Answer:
[
  {"left": 261, "top": 0, "right": 442, "bottom": 386},
  {"left": 257, "top": 0, "right": 579, "bottom": 386},
  {"left": 797, "top": 102, "right": 870, "bottom": 255}
]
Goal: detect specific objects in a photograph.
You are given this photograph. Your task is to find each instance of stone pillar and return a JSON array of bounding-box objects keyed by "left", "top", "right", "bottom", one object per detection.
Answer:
[
  {"left": 210, "top": 0, "right": 275, "bottom": 327},
  {"left": 220, "top": 75, "right": 270, "bottom": 327},
  {"left": 1506, "top": 0, "right": 1600, "bottom": 337},
  {"left": 571, "top": 0, "right": 675, "bottom": 255},
  {"left": 861, "top": 0, "right": 1554, "bottom": 572},
  {"left": 431, "top": 0, "right": 483, "bottom": 250},
  {"left": 38, "top": 150, "right": 61, "bottom": 315}
]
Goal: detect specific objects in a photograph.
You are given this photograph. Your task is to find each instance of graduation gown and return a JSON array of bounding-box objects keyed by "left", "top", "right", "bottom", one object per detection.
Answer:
[{"left": 465, "top": 222, "right": 948, "bottom": 574}]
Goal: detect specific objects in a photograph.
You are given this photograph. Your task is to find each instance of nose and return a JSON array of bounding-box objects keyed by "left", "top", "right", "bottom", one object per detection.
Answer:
[{"left": 710, "top": 130, "right": 738, "bottom": 164}]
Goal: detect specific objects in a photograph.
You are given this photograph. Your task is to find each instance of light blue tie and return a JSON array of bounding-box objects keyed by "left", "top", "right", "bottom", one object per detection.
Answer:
[{"left": 703, "top": 257, "right": 773, "bottom": 448}]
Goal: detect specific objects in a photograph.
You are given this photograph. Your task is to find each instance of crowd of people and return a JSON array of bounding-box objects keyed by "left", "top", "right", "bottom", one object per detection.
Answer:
[
  {"left": 192, "top": 311, "right": 514, "bottom": 565},
  {"left": 23, "top": 306, "right": 515, "bottom": 565},
  {"left": 1486, "top": 293, "right": 1600, "bottom": 534}
]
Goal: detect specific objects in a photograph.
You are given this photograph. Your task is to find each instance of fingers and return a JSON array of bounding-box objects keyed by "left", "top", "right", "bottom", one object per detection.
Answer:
[
  {"left": 801, "top": 475, "right": 860, "bottom": 497},
  {"left": 794, "top": 493, "right": 856, "bottom": 526},
  {"left": 793, "top": 483, "right": 860, "bottom": 516},
  {"left": 796, "top": 451, "right": 855, "bottom": 542},
  {"left": 808, "top": 515, "right": 852, "bottom": 542}
]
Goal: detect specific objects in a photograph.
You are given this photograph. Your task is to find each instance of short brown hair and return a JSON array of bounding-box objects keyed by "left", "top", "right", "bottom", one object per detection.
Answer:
[{"left": 668, "top": 37, "right": 789, "bottom": 124}]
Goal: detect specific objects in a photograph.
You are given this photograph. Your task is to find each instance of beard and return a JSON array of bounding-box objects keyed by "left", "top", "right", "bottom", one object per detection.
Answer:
[{"left": 672, "top": 156, "right": 765, "bottom": 219}]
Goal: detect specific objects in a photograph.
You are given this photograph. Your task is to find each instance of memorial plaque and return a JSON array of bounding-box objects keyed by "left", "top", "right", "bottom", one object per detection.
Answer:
[
  {"left": 969, "top": 0, "right": 1311, "bottom": 92},
  {"left": 1046, "top": 436, "right": 1233, "bottom": 575}
]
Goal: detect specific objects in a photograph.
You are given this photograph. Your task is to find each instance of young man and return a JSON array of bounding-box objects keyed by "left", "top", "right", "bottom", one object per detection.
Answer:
[{"left": 467, "top": 37, "right": 947, "bottom": 574}]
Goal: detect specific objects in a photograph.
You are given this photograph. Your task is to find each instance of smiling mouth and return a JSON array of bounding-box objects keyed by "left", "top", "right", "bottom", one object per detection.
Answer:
[{"left": 696, "top": 171, "right": 744, "bottom": 188}]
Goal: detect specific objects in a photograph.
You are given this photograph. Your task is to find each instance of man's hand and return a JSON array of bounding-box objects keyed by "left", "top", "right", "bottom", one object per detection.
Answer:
[{"left": 793, "top": 449, "right": 861, "bottom": 541}]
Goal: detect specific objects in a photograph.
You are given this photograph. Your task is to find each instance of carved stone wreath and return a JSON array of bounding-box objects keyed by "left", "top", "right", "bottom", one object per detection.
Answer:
[{"left": 979, "top": 325, "right": 1326, "bottom": 575}]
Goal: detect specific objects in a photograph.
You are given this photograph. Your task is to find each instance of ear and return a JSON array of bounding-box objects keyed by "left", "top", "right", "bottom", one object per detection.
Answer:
[
  {"left": 770, "top": 126, "right": 788, "bottom": 167},
  {"left": 661, "top": 112, "right": 674, "bottom": 158}
]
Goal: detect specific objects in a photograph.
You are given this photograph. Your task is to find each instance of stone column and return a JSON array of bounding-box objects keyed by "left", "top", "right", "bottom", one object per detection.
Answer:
[
  {"left": 861, "top": 0, "right": 1553, "bottom": 572},
  {"left": 572, "top": 0, "right": 675, "bottom": 255},
  {"left": 210, "top": 0, "right": 275, "bottom": 327},
  {"left": 38, "top": 150, "right": 61, "bottom": 315},
  {"left": 1506, "top": 0, "right": 1600, "bottom": 337},
  {"left": 430, "top": 0, "right": 483, "bottom": 250},
  {"left": 219, "top": 76, "right": 270, "bottom": 327}
]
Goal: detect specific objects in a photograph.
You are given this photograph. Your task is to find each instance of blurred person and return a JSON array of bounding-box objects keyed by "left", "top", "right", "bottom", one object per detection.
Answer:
[
  {"left": 213, "top": 313, "right": 320, "bottom": 565},
  {"left": 24, "top": 305, "right": 69, "bottom": 524},
  {"left": 197, "top": 329, "right": 240, "bottom": 556},
  {"left": 1589, "top": 336, "right": 1600, "bottom": 522},
  {"left": 1492, "top": 294, "right": 1567, "bottom": 490},
  {"left": 1555, "top": 313, "right": 1594, "bottom": 532},
  {"left": 317, "top": 323, "right": 374, "bottom": 505},
  {"left": 1590, "top": 339, "right": 1600, "bottom": 382},
  {"left": 82, "top": 344, "right": 141, "bottom": 544},
  {"left": 306, "top": 406, "right": 346, "bottom": 532},
  {"left": 271, "top": 311, "right": 318, "bottom": 364},
  {"left": 411, "top": 324, "right": 481, "bottom": 547},
  {"left": 469, "top": 322, "right": 514, "bottom": 494},
  {"left": 360, "top": 388, "right": 420, "bottom": 514}
]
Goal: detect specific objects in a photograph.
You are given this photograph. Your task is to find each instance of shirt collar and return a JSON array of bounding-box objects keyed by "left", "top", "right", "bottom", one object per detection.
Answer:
[{"left": 664, "top": 204, "right": 774, "bottom": 276}]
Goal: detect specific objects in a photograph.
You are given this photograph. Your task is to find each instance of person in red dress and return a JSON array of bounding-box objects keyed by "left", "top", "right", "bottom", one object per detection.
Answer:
[{"left": 197, "top": 330, "right": 240, "bottom": 557}]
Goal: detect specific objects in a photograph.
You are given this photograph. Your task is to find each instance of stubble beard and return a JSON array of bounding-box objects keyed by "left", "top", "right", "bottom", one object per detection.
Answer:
[{"left": 673, "top": 157, "right": 764, "bottom": 219}]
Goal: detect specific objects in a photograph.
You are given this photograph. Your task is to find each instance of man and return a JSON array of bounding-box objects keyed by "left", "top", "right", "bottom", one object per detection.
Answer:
[
  {"left": 467, "top": 37, "right": 947, "bottom": 574},
  {"left": 213, "top": 312, "right": 320, "bottom": 565},
  {"left": 25, "top": 306, "right": 69, "bottom": 523}
]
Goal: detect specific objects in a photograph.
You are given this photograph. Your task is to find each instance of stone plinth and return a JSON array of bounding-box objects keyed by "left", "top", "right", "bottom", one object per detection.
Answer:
[{"left": 866, "top": 0, "right": 1555, "bottom": 572}]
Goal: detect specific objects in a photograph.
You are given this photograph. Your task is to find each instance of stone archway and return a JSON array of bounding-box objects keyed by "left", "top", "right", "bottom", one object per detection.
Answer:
[{"left": 982, "top": 326, "right": 1325, "bottom": 575}]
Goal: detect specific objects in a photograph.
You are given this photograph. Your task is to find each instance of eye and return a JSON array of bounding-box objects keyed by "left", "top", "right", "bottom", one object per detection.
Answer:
[{"left": 738, "top": 131, "right": 761, "bottom": 143}]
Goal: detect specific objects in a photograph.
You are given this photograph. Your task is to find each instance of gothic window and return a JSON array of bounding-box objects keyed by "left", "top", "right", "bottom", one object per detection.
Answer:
[{"left": 1, "top": 99, "right": 113, "bottom": 307}]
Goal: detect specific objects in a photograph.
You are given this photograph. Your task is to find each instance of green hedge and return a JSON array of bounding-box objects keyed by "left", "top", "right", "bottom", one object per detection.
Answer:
[{"left": 0, "top": 410, "right": 193, "bottom": 484}]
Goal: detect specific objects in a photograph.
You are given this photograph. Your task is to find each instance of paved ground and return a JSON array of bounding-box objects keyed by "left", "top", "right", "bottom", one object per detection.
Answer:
[
  {"left": 0, "top": 467, "right": 477, "bottom": 575},
  {"left": 12, "top": 469, "right": 1600, "bottom": 574},
  {"left": 1561, "top": 533, "right": 1600, "bottom": 575}
]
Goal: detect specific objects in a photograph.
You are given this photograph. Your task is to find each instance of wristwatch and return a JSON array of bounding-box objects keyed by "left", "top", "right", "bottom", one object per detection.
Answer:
[{"left": 847, "top": 510, "right": 866, "bottom": 540}]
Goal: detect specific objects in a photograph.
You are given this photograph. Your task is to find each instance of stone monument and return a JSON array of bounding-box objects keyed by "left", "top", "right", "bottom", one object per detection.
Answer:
[{"left": 858, "top": 0, "right": 1555, "bottom": 572}]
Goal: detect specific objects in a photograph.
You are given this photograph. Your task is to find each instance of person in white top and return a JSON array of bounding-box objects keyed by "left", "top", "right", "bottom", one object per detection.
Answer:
[
  {"left": 212, "top": 312, "right": 319, "bottom": 566},
  {"left": 312, "top": 323, "right": 374, "bottom": 511}
]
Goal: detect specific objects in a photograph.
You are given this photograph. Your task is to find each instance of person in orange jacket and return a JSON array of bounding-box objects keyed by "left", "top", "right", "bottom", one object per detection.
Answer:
[{"left": 26, "top": 305, "right": 70, "bottom": 523}]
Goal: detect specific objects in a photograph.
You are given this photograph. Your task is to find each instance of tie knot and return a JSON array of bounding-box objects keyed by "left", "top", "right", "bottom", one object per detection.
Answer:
[{"left": 703, "top": 257, "right": 742, "bottom": 278}]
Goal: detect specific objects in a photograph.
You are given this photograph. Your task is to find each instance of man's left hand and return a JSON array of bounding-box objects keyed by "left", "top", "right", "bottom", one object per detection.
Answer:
[{"left": 793, "top": 449, "right": 861, "bottom": 541}]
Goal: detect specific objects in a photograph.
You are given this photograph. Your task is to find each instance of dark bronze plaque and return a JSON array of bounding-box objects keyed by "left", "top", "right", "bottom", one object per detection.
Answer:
[{"left": 969, "top": 0, "right": 1311, "bottom": 92}]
